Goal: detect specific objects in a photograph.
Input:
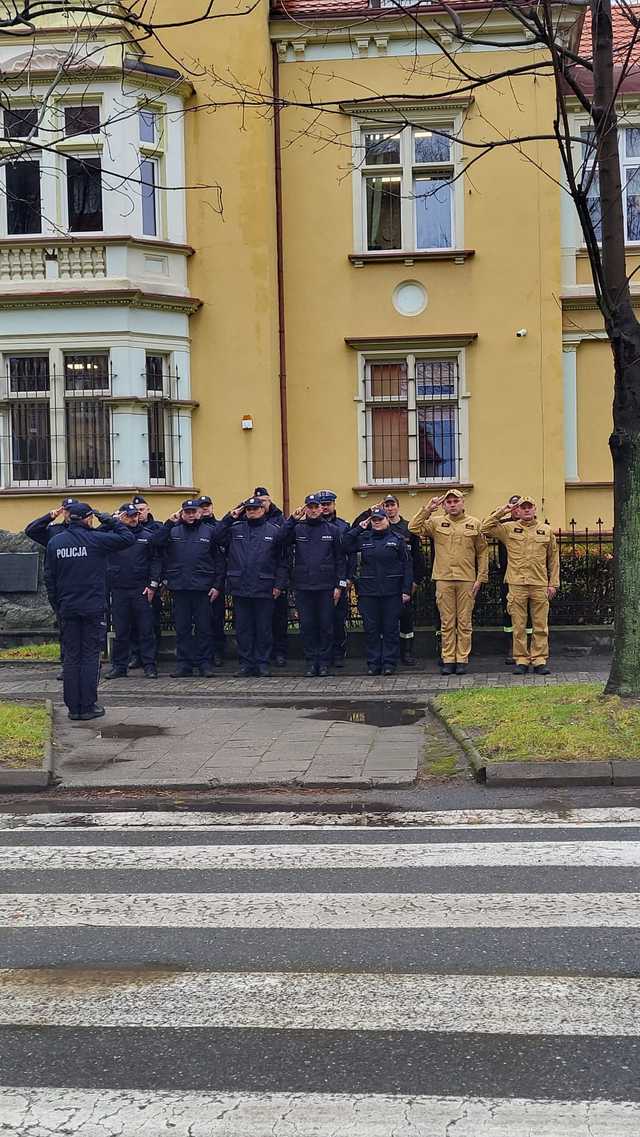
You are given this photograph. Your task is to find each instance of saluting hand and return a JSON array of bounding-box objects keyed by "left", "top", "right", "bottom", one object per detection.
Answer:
[
  {"left": 230, "top": 505, "right": 245, "bottom": 520},
  {"left": 292, "top": 506, "right": 306, "bottom": 521},
  {"left": 359, "top": 518, "right": 371, "bottom": 529},
  {"left": 50, "top": 506, "right": 64, "bottom": 520}
]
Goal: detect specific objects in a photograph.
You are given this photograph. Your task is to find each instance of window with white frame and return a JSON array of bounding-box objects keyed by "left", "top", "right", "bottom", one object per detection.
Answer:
[
  {"left": 5, "top": 158, "right": 41, "bottom": 234},
  {"left": 63, "top": 353, "right": 111, "bottom": 483},
  {"left": 358, "top": 124, "right": 455, "bottom": 252},
  {"left": 146, "top": 353, "right": 168, "bottom": 481},
  {"left": 581, "top": 124, "right": 640, "bottom": 243},
  {"left": 139, "top": 104, "right": 163, "bottom": 239},
  {"left": 140, "top": 158, "right": 158, "bottom": 237},
  {"left": 7, "top": 355, "right": 52, "bottom": 484},
  {"left": 362, "top": 354, "right": 462, "bottom": 484}
]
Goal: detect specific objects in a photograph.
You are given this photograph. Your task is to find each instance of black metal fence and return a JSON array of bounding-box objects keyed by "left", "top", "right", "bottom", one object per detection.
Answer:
[{"left": 158, "top": 520, "right": 614, "bottom": 632}]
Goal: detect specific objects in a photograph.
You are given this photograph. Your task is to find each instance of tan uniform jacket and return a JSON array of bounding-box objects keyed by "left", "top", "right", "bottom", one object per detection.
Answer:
[
  {"left": 480, "top": 510, "right": 560, "bottom": 588},
  {"left": 408, "top": 508, "right": 489, "bottom": 583}
]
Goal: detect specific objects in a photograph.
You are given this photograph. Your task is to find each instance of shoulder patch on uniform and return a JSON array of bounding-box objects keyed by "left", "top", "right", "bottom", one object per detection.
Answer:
[
  {"left": 536, "top": 528, "right": 546, "bottom": 535},
  {"left": 440, "top": 521, "right": 451, "bottom": 528},
  {"left": 464, "top": 522, "right": 475, "bottom": 529},
  {"left": 513, "top": 527, "right": 523, "bottom": 533}
]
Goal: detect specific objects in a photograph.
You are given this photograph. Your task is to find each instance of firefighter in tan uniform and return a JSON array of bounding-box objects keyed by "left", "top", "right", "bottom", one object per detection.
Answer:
[
  {"left": 409, "top": 489, "right": 488, "bottom": 675},
  {"left": 481, "top": 495, "right": 560, "bottom": 674}
]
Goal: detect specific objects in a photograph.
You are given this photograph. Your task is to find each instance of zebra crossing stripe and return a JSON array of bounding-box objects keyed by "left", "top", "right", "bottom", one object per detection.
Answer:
[
  {"left": 1, "top": 891, "right": 637, "bottom": 928},
  {"left": 0, "top": 1087, "right": 638, "bottom": 1134},
  {"left": 3, "top": 839, "right": 640, "bottom": 870},
  {"left": 1, "top": 970, "right": 639, "bottom": 1034}
]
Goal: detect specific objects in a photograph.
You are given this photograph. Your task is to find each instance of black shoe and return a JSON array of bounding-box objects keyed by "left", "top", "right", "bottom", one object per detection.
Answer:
[
  {"left": 513, "top": 664, "right": 529, "bottom": 675},
  {"left": 104, "top": 668, "right": 127, "bottom": 680},
  {"left": 318, "top": 666, "right": 329, "bottom": 677},
  {"left": 68, "top": 711, "right": 81, "bottom": 721},
  {"left": 455, "top": 664, "right": 468, "bottom": 675},
  {"left": 234, "top": 666, "right": 254, "bottom": 678},
  {"left": 440, "top": 663, "right": 455, "bottom": 675},
  {"left": 56, "top": 671, "right": 63, "bottom": 681},
  {"left": 367, "top": 667, "right": 381, "bottom": 675},
  {"left": 198, "top": 667, "right": 216, "bottom": 677},
  {"left": 333, "top": 657, "right": 345, "bottom": 668},
  {"left": 382, "top": 665, "right": 395, "bottom": 675},
  {"left": 80, "top": 704, "right": 106, "bottom": 721},
  {"left": 305, "top": 665, "right": 317, "bottom": 677},
  {"left": 170, "top": 668, "right": 193, "bottom": 678},
  {"left": 505, "top": 657, "right": 515, "bottom": 666},
  {"left": 213, "top": 653, "right": 224, "bottom": 667},
  {"left": 533, "top": 665, "right": 551, "bottom": 675},
  {"left": 129, "top": 657, "right": 142, "bottom": 670},
  {"left": 401, "top": 651, "right": 416, "bottom": 667},
  {"left": 144, "top": 667, "right": 158, "bottom": 679},
  {"left": 257, "top": 666, "right": 272, "bottom": 678},
  {"left": 273, "top": 655, "right": 287, "bottom": 667}
]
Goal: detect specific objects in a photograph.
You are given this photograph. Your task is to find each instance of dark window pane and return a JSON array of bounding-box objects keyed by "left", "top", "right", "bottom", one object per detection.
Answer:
[
  {"left": 64, "top": 105, "right": 100, "bottom": 137},
  {"left": 415, "top": 177, "right": 452, "bottom": 248},
  {"left": 415, "top": 359, "right": 457, "bottom": 398},
  {"left": 6, "top": 161, "right": 41, "bottom": 235},
  {"left": 370, "top": 407, "right": 408, "bottom": 481},
  {"left": 141, "top": 158, "right": 157, "bottom": 236},
  {"left": 11, "top": 401, "right": 51, "bottom": 481},
  {"left": 67, "top": 157, "right": 103, "bottom": 231},
  {"left": 4, "top": 107, "right": 37, "bottom": 139},
  {"left": 147, "top": 403, "right": 166, "bottom": 480},
  {"left": 145, "top": 355, "right": 164, "bottom": 393},
  {"left": 418, "top": 405, "right": 458, "bottom": 480},
  {"left": 139, "top": 110, "right": 156, "bottom": 143},
  {"left": 8, "top": 355, "right": 49, "bottom": 394},
  {"left": 366, "top": 176, "right": 401, "bottom": 251},
  {"left": 414, "top": 129, "right": 451, "bottom": 164},
  {"left": 586, "top": 170, "right": 602, "bottom": 240},
  {"left": 627, "top": 128, "right": 640, "bottom": 159},
  {"left": 363, "top": 131, "right": 400, "bottom": 165},
  {"left": 66, "top": 399, "right": 111, "bottom": 480},
  {"left": 64, "top": 353, "right": 109, "bottom": 392},
  {"left": 627, "top": 167, "right": 640, "bottom": 241}
]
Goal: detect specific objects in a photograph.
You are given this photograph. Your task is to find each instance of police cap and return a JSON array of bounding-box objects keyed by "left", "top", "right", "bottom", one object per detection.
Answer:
[
  {"left": 68, "top": 503, "right": 93, "bottom": 520},
  {"left": 181, "top": 499, "right": 200, "bottom": 511},
  {"left": 383, "top": 494, "right": 399, "bottom": 504},
  {"left": 61, "top": 497, "right": 79, "bottom": 510},
  {"left": 253, "top": 486, "right": 269, "bottom": 498},
  {"left": 243, "top": 497, "right": 263, "bottom": 509},
  {"left": 517, "top": 495, "right": 537, "bottom": 509},
  {"left": 118, "top": 504, "right": 139, "bottom": 518},
  {"left": 131, "top": 495, "right": 147, "bottom": 506},
  {"left": 197, "top": 495, "right": 212, "bottom": 507},
  {"left": 370, "top": 506, "right": 386, "bottom": 519},
  {"left": 317, "top": 489, "right": 337, "bottom": 503},
  {"left": 305, "top": 493, "right": 322, "bottom": 505}
]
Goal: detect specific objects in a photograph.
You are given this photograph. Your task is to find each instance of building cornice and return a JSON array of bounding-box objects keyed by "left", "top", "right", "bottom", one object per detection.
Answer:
[
  {"left": 0, "top": 288, "right": 202, "bottom": 314},
  {"left": 341, "top": 96, "right": 473, "bottom": 116},
  {"left": 345, "top": 333, "right": 478, "bottom": 350},
  {"left": 0, "top": 235, "right": 195, "bottom": 257}
]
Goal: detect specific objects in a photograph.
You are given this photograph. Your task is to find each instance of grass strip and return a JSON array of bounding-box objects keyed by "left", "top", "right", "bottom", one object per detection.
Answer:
[
  {"left": 0, "top": 701, "right": 49, "bottom": 768},
  {"left": 0, "top": 642, "right": 59, "bottom": 661},
  {"left": 434, "top": 683, "right": 640, "bottom": 762}
]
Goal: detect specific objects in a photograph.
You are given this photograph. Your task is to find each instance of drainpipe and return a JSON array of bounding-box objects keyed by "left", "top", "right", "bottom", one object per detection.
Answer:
[{"left": 272, "top": 40, "right": 290, "bottom": 515}]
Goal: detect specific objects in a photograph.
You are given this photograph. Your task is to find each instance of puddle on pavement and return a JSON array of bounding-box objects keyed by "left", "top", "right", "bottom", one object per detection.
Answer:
[
  {"left": 98, "top": 724, "right": 167, "bottom": 740},
  {"left": 297, "top": 700, "right": 425, "bottom": 728}
]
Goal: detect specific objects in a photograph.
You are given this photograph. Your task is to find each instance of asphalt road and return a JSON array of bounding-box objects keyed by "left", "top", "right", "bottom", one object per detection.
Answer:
[{"left": 1, "top": 807, "right": 640, "bottom": 1134}]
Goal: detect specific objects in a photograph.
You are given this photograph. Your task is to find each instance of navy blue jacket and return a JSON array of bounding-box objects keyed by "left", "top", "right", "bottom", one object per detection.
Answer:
[
  {"left": 107, "top": 524, "right": 162, "bottom": 591},
  {"left": 215, "top": 514, "right": 288, "bottom": 598},
  {"left": 325, "top": 511, "right": 356, "bottom": 580},
  {"left": 342, "top": 525, "right": 412, "bottom": 597},
  {"left": 44, "top": 518, "right": 136, "bottom": 616},
  {"left": 25, "top": 513, "right": 69, "bottom": 547},
  {"left": 282, "top": 516, "right": 346, "bottom": 591},
  {"left": 200, "top": 515, "right": 229, "bottom": 592},
  {"left": 152, "top": 518, "right": 217, "bottom": 591}
]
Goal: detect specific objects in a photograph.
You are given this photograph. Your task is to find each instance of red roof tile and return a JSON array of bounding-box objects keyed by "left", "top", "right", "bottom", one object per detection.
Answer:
[
  {"left": 272, "top": 0, "right": 507, "bottom": 18},
  {"left": 578, "top": 5, "right": 640, "bottom": 65}
]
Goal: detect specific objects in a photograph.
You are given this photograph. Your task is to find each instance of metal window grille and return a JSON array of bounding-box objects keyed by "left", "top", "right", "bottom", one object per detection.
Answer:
[
  {"left": 64, "top": 352, "right": 109, "bottom": 392},
  {"left": 144, "top": 356, "right": 182, "bottom": 485},
  {"left": 363, "top": 355, "right": 461, "bottom": 484}
]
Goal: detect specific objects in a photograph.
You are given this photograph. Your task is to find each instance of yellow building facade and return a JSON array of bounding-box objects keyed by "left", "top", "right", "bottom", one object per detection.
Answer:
[{"left": 0, "top": 1, "right": 624, "bottom": 531}]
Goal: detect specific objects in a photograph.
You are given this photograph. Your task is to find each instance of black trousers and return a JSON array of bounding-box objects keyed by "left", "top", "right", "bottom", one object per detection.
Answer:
[
  {"left": 61, "top": 612, "right": 105, "bottom": 715},
  {"left": 296, "top": 589, "right": 334, "bottom": 667},
  {"left": 271, "top": 590, "right": 289, "bottom": 659},
  {"left": 358, "top": 594, "right": 403, "bottom": 670},
  {"left": 400, "top": 596, "right": 415, "bottom": 638},
  {"left": 210, "top": 592, "right": 226, "bottom": 657},
  {"left": 235, "top": 596, "right": 273, "bottom": 670},
  {"left": 332, "top": 589, "right": 348, "bottom": 661},
  {"left": 172, "top": 590, "right": 212, "bottom": 670},
  {"left": 111, "top": 589, "right": 156, "bottom": 671}
]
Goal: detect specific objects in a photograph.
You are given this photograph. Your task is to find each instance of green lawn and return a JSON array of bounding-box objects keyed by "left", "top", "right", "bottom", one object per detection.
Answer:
[
  {"left": 435, "top": 683, "right": 640, "bottom": 762},
  {"left": 0, "top": 702, "right": 49, "bottom": 768},
  {"left": 0, "top": 642, "right": 59, "bottom": 661}
]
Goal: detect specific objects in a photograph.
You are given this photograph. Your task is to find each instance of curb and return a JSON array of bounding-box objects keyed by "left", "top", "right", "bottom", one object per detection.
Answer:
[
  {"left": 428, "top": 696, "right": 640, "bottom": 787},
  {"left": 0, "top": 697, "right": 56, "bottom": 792}
]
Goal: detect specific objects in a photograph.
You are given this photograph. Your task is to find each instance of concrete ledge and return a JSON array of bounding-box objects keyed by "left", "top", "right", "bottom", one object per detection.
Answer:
[
  {"left": 611, "top": 760, "right": 640, "bottom": 786},
  {"left": 485, "top": 760, "right": 613, "bottom": 787},
  {"left": 0, "top": 768, "right": 51, "bottom": 789}
]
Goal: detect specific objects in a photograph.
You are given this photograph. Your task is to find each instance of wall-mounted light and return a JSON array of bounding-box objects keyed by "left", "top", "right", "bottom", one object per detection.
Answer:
[{"left": 241, "top": 415, "right": 253, "bottom": 430}]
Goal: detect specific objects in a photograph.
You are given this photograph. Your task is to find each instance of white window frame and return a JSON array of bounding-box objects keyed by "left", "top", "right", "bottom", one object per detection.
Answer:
[
  {"left": 575, "top": 116, "right": 640, "bottom": 246},
  {"left": 2, "top": 353, "right": 53, "bottom": 489},
  {"left": 139, "top": 101, "right": 165, "bottom": 239},
  {"left": 357, "top": 348, "right": 469, "bottom": 486},
  {"left": 352, "top": 113, "right": 464, "bottom": 254},
  {"left": 145, "top": 352, "right": 172, "bottom": 485},
  {"left": 140, "top": 155, "right": 160, "bottom": 237},
  {"left": 63, "top": 151, "right": 104, "bottom": 234},
  {"left": 1, "top": 153, "right": 43, "bottom": 237}
]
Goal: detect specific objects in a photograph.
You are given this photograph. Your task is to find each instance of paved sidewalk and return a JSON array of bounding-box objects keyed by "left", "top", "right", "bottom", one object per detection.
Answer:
[{"left": 52, "top": 702, "right": 423, "bottom": 789}]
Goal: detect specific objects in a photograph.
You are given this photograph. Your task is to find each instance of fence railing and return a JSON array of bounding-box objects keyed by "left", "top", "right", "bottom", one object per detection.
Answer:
[{"left": 156, "top": 520, "right": 615, "bottom": 633}]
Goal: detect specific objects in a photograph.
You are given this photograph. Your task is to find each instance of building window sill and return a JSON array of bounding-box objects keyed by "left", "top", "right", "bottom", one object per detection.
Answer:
[
  {"left": 3, "top": 485, "right": 197, "bottom": 497},
  {"left": 349, "top": 250, "right": 475, "bottom": 267},
  {"left": 353, "top": 482, "right": 474, "bottom": 495}
]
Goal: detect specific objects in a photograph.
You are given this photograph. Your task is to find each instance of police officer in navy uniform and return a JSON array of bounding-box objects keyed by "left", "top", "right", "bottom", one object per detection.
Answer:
[
  {"left": 25, "top": 498, "right": 80, "bottom": 681},
  {"left": 153, "top": 499, "right": 219, "bottom": 678},
  {"left": 44, "top": 503, "right": 135, "bottom": 720},
  {"left": 128, "top": 495, "right": 163, "bottom": 665},
  {"left": 317, "top": 490, "right": 353, "bottom": 667},
  {"left": 283, "top": 494, "right": 347, "bottom": 676},
  {"left": 197, "top": 494, "right": 227, "bottom": 666},
  {"left": 343, "top": 506, "right": 412, "bottom": 675},
  {"left": 253, "top": 486, "right": 288, "bottom": 666},
  {"left": 381, "top": 495, "right": 427, "bottom": 666},
  {"left": 213, "top": 497, "right": 288, "bottom": 677},
  {"left": 105, "top": 504, "right": 162, "bottom": 680}
]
